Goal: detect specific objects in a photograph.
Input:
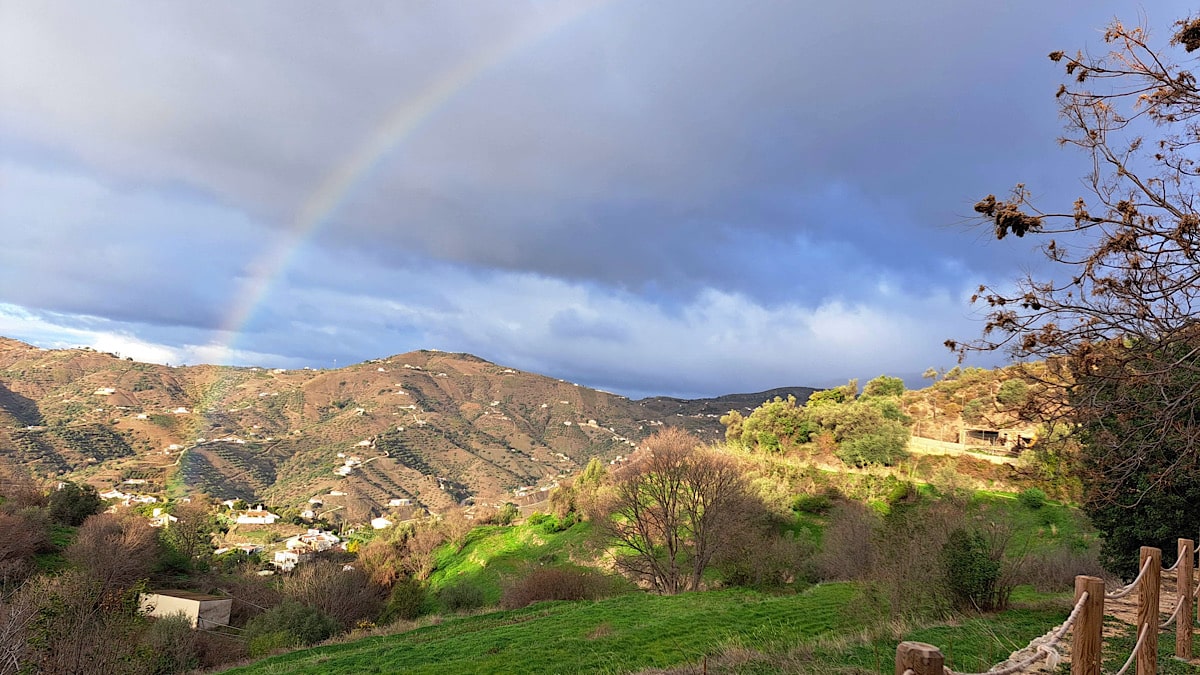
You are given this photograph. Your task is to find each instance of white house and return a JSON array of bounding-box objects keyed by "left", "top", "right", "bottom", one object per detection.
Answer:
[
  {"left": 388, "top": 498, "right": 412, "bottom": 507},
  {"left": 285, "top": 529, "right": 340, "bottom": 552},
  {"left": 370, "top": 516, "right": 394, "bottom": 530},
  {"left": 273, "top": 548, "right": 314, "bottom": 571},
  {"left": 149, "top": 508, "right": 178, "bottom": 528},
  {"left": 234, "top": 506, "right": 280, "bottom": 525},
  {"left": 141, "top": 590, "right": 232, "bottom": 628}
]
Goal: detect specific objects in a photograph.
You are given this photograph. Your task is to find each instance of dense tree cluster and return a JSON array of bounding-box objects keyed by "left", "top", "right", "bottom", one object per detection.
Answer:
[{"left": 721, "top": 375, "right": 911, "bottom": 466}]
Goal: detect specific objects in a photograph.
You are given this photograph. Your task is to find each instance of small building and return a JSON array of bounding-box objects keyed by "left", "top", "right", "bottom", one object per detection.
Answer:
[
  {"left": 370, "top": 516, "right": 394, "bottom": 530},
  {"left": 140, "top": 590, "right": 232, "bottom": 628},
  {"left": 285, "top": 529, "right": 340, "bottom": 552},
  {"left": 273, "top": 548, "right": 314, "bottom": 571},
  {"left": 149, "top": 508, "right": 178, "bottom": 528},
  {"left": 235, "top": 506, "right": 280, "bottom": 525}
]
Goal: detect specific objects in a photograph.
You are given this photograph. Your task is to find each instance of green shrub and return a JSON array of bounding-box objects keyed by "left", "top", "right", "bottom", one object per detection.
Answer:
[
  {"left": 243, "top": 601, "right": 338, "bottom": 656},
  {"left": 962, "top": 398, "right": 988, "bottom": 424},
  {"left": 836, "top": 428, "right": 908, "bottom": 467},
  {"left": 247, "top": 631, "right": 295, "bottom": 659},
  {"left": 438, "top": 582, "right": 485, "bottom": 612},
  {"left": 942, "top": 529, "right": 1002, "bottom": 611},
  {"left": 533, "top": 512, "right": 577, "bottom": 534},
  {"left": 48, "top": 482, "right": 102, "bottom": 526},
  {"left": 791, "top": 493, "right": 832, "bottom": 515},
  {"left": 885, "top": 480, "right": 919, "bottom": 506},
  {"left": 379, "top": 578, "right": 427, "bottom": 624},
  {"left": 996, "top": 380, "right": 1029, "bottom": 406},
  {"left": 1017, "top": 488, "right": 1047, "bottom": 510}
]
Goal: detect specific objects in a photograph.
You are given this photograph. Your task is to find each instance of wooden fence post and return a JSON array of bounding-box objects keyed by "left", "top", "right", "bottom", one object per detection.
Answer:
[
  {"left": 895, "top": 641, "right": 944, "bottom": 675},
  {"left": 1072, "top": 575, "right": 1105, "bottom": 675},
  {"left": 1178, "top": 538, "right": 1194, "bottom": 659},
  {"left": 1137, "top": 546, "right": 1161, "bottom": 675}
]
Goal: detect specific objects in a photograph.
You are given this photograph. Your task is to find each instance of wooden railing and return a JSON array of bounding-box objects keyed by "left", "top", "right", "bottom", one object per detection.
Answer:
[{"left": 896, "top": 538, "right": 1196, "bottom": 675}]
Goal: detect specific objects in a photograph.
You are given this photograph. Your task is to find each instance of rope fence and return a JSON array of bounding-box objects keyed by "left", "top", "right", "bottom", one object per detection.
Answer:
[
  {"left": 895, "top": 538, "right": 1197, "bottom": 675},
  {"left": 1105, "top": 557, "right": 1151, "bottom": 600}
]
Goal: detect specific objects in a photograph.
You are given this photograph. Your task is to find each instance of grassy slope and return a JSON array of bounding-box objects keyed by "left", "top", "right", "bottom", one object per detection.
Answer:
[
  {"left": 221, "top": 584, "right": 1076, "bottom": 675},
  {"left": 222, "top": 491, "right": 1104, "bottom": 674},
  {"left": 427, "top": 521, "right": 605, "bottom": 606}
]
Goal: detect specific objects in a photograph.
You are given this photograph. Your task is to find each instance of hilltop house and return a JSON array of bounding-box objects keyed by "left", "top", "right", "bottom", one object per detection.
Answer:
[{"left": 140, "top": 590, "right": 232, "bottom": 628}]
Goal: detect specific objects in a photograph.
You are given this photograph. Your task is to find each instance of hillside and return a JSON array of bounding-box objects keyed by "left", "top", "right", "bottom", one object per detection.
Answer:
[{"left": 0, "top": 337, "right": 808, "bottom": 522}]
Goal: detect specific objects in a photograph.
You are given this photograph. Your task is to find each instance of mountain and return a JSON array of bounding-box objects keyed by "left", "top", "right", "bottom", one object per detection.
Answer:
[{"left": 0, "top": 337, "right": 813, "bottom": 522}]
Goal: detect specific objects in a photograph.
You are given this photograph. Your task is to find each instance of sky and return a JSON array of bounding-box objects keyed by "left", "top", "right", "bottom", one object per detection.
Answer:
[{"left": 0, "top": 1, "right": 1191, "bottom": 399}]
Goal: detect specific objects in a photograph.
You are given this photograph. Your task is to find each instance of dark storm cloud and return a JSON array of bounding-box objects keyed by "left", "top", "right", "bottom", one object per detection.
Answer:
[{"left": 1, "top": 0, "right": 1193, "bottom": 396}]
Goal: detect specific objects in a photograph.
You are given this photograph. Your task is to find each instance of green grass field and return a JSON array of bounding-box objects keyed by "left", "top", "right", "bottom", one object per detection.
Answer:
[{"left": 220, "top": 583, "right": 1077, "bottom": 675}]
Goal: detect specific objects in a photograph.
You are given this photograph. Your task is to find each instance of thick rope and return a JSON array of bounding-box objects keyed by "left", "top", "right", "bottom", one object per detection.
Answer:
[
  {"left": 1165, "top": 556, "right": 1181, "bottom": 573},
  {"left": 941, "top": 591, "right": 1088, "bottom": 675},
  {"left": 1160, "top": 592, "right": 1186, "bottom": 629},
  {"left": 1112, "top": 622, "right": 1150, "bottom": 675},
  {"left": 1107, "top": 558, "right": 1152, "bottom": 600}
]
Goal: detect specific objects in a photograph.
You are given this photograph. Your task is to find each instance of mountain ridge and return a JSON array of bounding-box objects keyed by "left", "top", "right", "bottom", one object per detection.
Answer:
[{"left": 0, "top": 337, "right": 817, "bottom": 523}]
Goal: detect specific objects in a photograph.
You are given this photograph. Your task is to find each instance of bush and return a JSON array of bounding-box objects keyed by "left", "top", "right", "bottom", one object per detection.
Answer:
[
  {"left": 531, "top": 512, "right": 577, "bottom": 534},
  {"left": 1017, "top": 488, "right": 1048, "bottom": 510},
  {"left": 813, "top": 501, "right": 878, "bottom": 581},
  {"left": 438, "top": 582, "right": 485, "bottom": 612},
  {"left": 48, "top": 481, "right": 102, "bottom": 526},
  {"left": 379, "top": 577, "right": 427, "bottom": 623},
  {"left": 716, "top": 531, "right": 815, "bottom": 589},
  {"left": 942, "top": 529, "right": 1002, "bottom": 611},
  {"left": 500, "top": 567, "right": 616, "bottom": 609},
  {"left": 885, "top": 480, "right": 919, "bottom": 506},
  {"left": 136, "top": 613, "right": 199, "bottom": 674},
  {"left": 243, "top": 601, "right": 339, "bottom": 656},
  {"left": 835, "top": 423, "right": 909, "bottom": 467},
  {"left": 791, "top": 493, "right": 832, "bottom": 515},
  {"left": 281, "top": 561, "right": 385, "bottom": 630},
  {"left": 996, "top": 379, "right": 1029, "bottom": 407}
]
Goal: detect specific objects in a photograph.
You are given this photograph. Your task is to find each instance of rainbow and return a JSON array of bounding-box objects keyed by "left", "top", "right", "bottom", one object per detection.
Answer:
[{"left": 206, "top": 0, "right": 613, "bottom": 369}]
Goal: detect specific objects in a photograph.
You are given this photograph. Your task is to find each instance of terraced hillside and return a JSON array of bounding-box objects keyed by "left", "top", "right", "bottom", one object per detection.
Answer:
[{"left": 0, "top": 337, "right": 811, "bottom": 522}]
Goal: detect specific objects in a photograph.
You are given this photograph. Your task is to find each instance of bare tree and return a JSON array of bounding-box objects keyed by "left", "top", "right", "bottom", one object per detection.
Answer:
[
  {"left": 954, "top": 13, "right": 1200, "bottom": 573},
  {"left": 0, "top": 513, "right": 47, "bottom": 588},
  {"left": 66, "top": 512, "right": 157, "bottom": 594},
  {"left": 281, "top": 560, "right": 385, "bottom": 630},
  {"left": 957, "top": 13, "right": 1200, "bottom": 475},
  {"left": 593, "top": 428, "right": 757, "bottom": 594}
]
